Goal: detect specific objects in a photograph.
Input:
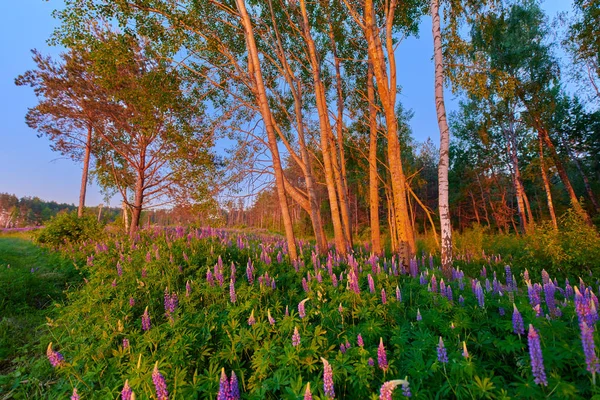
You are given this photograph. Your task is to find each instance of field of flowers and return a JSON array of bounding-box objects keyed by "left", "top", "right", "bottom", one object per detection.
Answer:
[{"left": 12, "top": 227, "right": 600, "bottom": 399}]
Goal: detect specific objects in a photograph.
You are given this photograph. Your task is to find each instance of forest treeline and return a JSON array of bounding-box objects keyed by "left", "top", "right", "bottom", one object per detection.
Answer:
[{"left": 17, "top": 0, "right": 599, "bottom": 276}]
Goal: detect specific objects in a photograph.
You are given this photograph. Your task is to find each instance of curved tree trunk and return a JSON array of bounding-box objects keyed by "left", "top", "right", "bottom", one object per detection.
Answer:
[
  {"left": 539, "top": 135, "right": 558, "bottom": 230},
  {"left": 236, "top": 0, "right": 298, "bottom": 260},
  {"left": 431, "top": 0, "right": 452, "bottom": 277}
]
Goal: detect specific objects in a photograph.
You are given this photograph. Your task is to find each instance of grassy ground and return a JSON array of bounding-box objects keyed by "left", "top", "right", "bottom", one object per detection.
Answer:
[{"left": 0, "top": 233, "right": 79, "bottom": 398}]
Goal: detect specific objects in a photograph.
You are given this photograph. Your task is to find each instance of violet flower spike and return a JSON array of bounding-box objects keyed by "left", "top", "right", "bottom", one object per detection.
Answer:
[
  {"left": 379, "top": 380, "right": 407, "bottom": 400},
  {"left": 217, "top": 368, "right": 229, "bottom": 400},
  {"left": 298, "top": 298, "right": 309, "bottom": 319},
  {"left": 46, "top": 342, "right": 64, "bottom": 368},
  {"left": 152, "top": 362, "right": 169, "bottom": 400},
  {"left": 121, "top": 380, "right": 133, "bottom": 400},
  {"left": 512, "top": 304, "right": 525, "bottom": 335},
  {"left": 248, "top": 310, "right": 256, "bottom": 326},
  {"left": 229, "top": 370, "right": 240, "bottom": 400},
  {"left": 142, "top": 307, "right": 151, "bottom": 331},
  {"left": 321, "top": 358, "right": 335, "bottom": 398},
  {"left": 378, "top": 337, "right": 388, "bottom": 372},
  {"left": 437, "top": 337, "right": 448, "bottom": 363},
  {"left": 357, "top": 333, "right": 364, "bottom": 347},
  {"left": 416, "top": 309, "right": 422, "bottom": 321},
  {"left": 71, "top": 388, "right": 79, "bottom": 400},
  {"left": 268, "top": 309, "right": 275, "bottom": 325},
  {"left": 527, "top": 324, "right": 548, "bottom": 386}
]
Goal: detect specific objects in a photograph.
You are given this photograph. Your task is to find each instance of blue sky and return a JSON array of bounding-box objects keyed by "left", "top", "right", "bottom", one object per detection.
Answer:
[{"left": 0, "top": 0, "right": 572, "bottom": 207}]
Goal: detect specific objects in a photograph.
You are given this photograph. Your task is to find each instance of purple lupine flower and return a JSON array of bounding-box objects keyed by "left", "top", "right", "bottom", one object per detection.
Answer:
[
  {"left": 544, "top": 282, "right": 557, "bottom": 317},
  {"left": 321, "top": 358, "right": 335, "bottom": 398},
  {"left": 285, "top": 305, "right": 289, "bottom": 317},
  {"left": 217, "top": 369, "right": 229, "bottom": 400},
  {"left": 117, "top": 262, "right": 123, "bottom": 277},
  {"left": 121, "top": 380, "right": 133, "bottom": 400},
  {"left": 499, "top": 307, "right": 505, "bottom": 316},
  {"left": 379, "top": 380, "right": 406, "bottom": 400},
  {"left": 368, "top": 274, "right": 375, "bottom": 293},
  {"left": 459, "top": 295, "right": 465, "bottom": 306},
  {"left": 70, "top": 388, "right": 79, "bottom": 400},
  {"left": 416, "top": 309, "right": 422, "bottom": 321},
  {"left": 229, "top": 371, "right": 240, "bottom": 400},
  {"left": 437, "top": 337, "right": 448, "bottom": 363},
  {"left": 129, "top": 297, "right": 135, "bottom": 307},
  {"left": 357, "top": 334, "right": 364, "bottom": 347},
  {"left": 47, "top": 342, "right": 64, "bottom": 368},
  {"left": 541, "top": 269, "right": 550, "bottom": 285},
  {"left": 523, "top": 269, "right": 529, "bottom": 282},
  {"left": 419, "top": 273, "right": 427, "bottom": 286},
  {"left": 112, "top": 279, "right": 117, "bottom": 288},
  {"left": 565, "top": 279, "right": 574, "bottom": 298},
  {"left": 152, "top": 362, "right": 169, "bottom": 400},
  {"left": 141, "top": 267, "right": 147, "bottom": 278},
  {"left": 248, "top": 310, "right": 256, "bottom": 326},
  {"left": 368, "top": 357, "right": 374, "bottom": 366},
  {"left": 378, "top": 338, "right": 388, "bottom": 372},
  {"left": 580, "top": 321, "right": 600, "bottom": 376},
  {"left": 302, "top": 278, "right": 310, "bottom": 293},
  {"left": 462, "top": 341, "right": 469, "bottom": 358},
  {"left": 123, "top": 338, "right": 129, "bottom": 349},
  {"left": 505, "top": 265, "right": 513, "bottom": 289},
  {"left": 304, "top": 382, "right": 312, "bottom": 400},
  {"left": 229, "top": 279, "right": 237, "bottom": 303},
  {"left": 142, "top": 307, "right": 151, "bottom": 331},
  {"left": 338, "top": 303, "right": 343, "bottom": 314},
  {"left": 381, "top": 288, "right": 387, "bottom": 304},
  {"left": 292, "top": 326, "right": 301, "bottom": 347},
  {"left": 440, "top": 279, "right": 446, "bottom": 297},
  {"left": 431, "top": 275, "right": 437, "bottom": 293},
  {"left": 402, "top": 381, "right": 412, "bottom": 397},
  {"left": 396, "top": 286, "right": 402, "bottom": 302},
  {"left": 340, "top": 343, "right": 346, "bottom": 354},
  {"left": 527, "top": 325, "right": 547, "bottom": 386},
  {"left": 298, "top": 299, "right": 309, "bottom": 319},
  {"left": 186, "top": 280, "right": 191, "bottom": 297},
  {"left": 206, "top": 269, "right": 214, "bottom": 286},
  {"left": 446, "top": 286, "right": 453, "bottom": 302},
  {"left": 513, "top": 304, "right": 525, "bottom": 335},
  {"left": 268, "top": 309, "right": 275, "bottom": 325},
  {"left": 475, "top": 281, "right": 485, "bottom": 308}
]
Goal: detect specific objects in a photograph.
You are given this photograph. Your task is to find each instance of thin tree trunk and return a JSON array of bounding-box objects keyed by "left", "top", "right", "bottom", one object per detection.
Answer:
[
  {"left": 431, "top": 0, "right": 452, "bottom": 277},
  {"left": 365, "top": 0, "right": 414, "bottom": 264},
  {"left": 130, "top": 169, "right": 144, "bottom": 235},
  {"left": 539, "top": 136, "right": 558, "bottom": 230},
  {"left": 505, "top": 130, "right": 529, "bottom": 233},
  {"left": 536, "top": 126, "right": 593, "bottom": 226},
  {"left": 470, "top": 191, "right": 481, "bottom": 225},
  {"left": 78, "top": 124, "right": 93, "bottom": 218},
  {"left": 236, "top": 0, "right": 298, "bottom": 260},
  {"left": 299, "top": 0, "right": 347, "bottom": 254},
  {"left": 561, "top": 136, "right": 599, "bottom": 212},
  {"left": 367, "top": 62, "right": 382, "bottom": 254}
]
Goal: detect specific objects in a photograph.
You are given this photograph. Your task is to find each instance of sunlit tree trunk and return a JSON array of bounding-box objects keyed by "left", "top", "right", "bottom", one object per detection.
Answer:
[
  {"left": 539, "top": 136, "right": 558, "bottom": 230},
  {"left": 431, "top": 0, "right": 452, "bottom": 276},
  {"left": 561, "top": 136, "right": 600, "bottom": 213},
  {"left": 78, "top": 124, "right": 93, "bottom": 218},
  {"left": 367, "top": 62, "right": 382, "bottom": 254},
  {"left": 365, "top": 0, "right": 414, "bottom": 264},
  {"left": 504, "top": 126, "right": 529, "bottom": 233},
  {"left": 236, "top": 0, "right": 298, "bottom": 260},
  {"left": 299, "top": 0, "right": 347, "bottom": 254}
]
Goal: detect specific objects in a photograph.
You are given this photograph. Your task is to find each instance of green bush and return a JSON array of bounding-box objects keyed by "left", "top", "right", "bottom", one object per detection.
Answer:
[{"left": 36, "top": 212, "right": 104, "bottom": 247}]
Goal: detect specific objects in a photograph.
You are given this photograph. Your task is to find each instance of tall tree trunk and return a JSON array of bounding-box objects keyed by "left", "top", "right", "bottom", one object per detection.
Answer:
[
  {"left": 130, "top": 169, "right": 144, "bottom": 235},
  {"left": 505, "top": 127, "right": 529, "bottom": 233},
  {"left": 431, "top": 0, "right": 452, "bottom": 277},
  {"left": 367, "top": 62, "right": 382, "bottom": 254},
  {"left": 539, "top": 136, "right": 558, "bottom": 230},
  {"left": 328, "top": 23, "right": 352, "bottom": 247},
  {"left": 365, "top": 0, "right": 415, "bottom": 264},
  {"left": 299, "top": 0, "right": 347, "bottom": 254},
  {"left": 536, "top": 125, "right": 593, "bottom": 226},
  {"left": 122, "top": 200, "right": 130, "bottom": 233},
  {"left": 236, "top": 0, "right": 298, "bottom": 260},
  {"left": 561, "top": 136, "right": 600, "bottom": 212},
  {"left": 78, "top": 124, "right": 93, "bottom": 218}
]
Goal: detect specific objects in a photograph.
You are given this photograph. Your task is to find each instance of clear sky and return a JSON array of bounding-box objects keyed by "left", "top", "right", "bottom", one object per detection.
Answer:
[{"left": 0, "top": 0, "right": 573, "bottom": 207}]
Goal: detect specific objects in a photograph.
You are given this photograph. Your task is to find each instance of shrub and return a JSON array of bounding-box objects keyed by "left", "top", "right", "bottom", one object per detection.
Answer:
[{"left": 36, "top": 212, "right": 103, "bottom": 247}]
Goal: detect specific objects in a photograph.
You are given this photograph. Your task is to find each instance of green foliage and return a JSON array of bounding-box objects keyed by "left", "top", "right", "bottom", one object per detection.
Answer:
[
  {"left": 36, "top": 212, "right": 103, "bottom": 247},
  {"left": 524, "top": 209, "right": 600, "bottom": 276}
]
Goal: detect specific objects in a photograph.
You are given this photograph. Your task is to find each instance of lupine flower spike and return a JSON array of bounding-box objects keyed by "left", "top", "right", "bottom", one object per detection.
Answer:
[
  {"left": 437, "top": 337, "right": 448, "bottom": 364},
  {"left": 303, "top": 382, "right": 312, "bottom": 400},
  {"left": 462, "top": 341, "right": 469, "bottom": 358},
  {"left": 46, "top": 342, "right": 64, "bottom": 368},
  {"left": 378, "top": 338, "right": 388, "bottom": 372},
  {"left": 268, "top": 309, "right": 275, "bottom": 325},
  {"left": 152, "top": 362, "right": 169, "bottom": 400},
  {"left": 527, "top": 324, "right": 548, "bottom": 386},
  {"left": 512, "top": 303, "right": 525, "bottom": 335},
  {"left": 122, "top": 380, "right": 133, "bottom": 400},
  {"left": 292, "top": 326, "right": 301, "bottom": 347},
  {"left": 379, "top": 379, "right": 409, "bottom": 400},
  {"left": 217, "top": 368, "right": 229, "bottom": 400},
  {"left": 229, "top": 371, "right": 240, "bottom": 400},
  {"left": 321, "top": 358, "right": 335, "bottom": 398},
  {"left": 298, "top": 298, "right": 309, "bottom": 318},
  {"left": 71, "top": 388, "right": 79, "bottom": 400}
]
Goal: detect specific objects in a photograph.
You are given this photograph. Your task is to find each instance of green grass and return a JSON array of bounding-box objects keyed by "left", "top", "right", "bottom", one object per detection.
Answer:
[{"left": 0, "top": 236, "right": 80, "bottom": 397}]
